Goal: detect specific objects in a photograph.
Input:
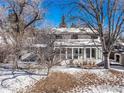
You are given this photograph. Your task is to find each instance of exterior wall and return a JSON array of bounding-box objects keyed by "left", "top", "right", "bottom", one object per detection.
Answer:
[
  {"left": 121, "top": 55, "right": 124, "bottom": 65},
  {"left": 78, "top": 35, "right": 91, "bottom": 39},
  {"left": 114, "top": 53, "right": 124, "bottom": 65}
]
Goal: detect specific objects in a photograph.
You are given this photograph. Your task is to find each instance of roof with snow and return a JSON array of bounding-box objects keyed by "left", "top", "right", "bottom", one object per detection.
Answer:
[
  {"left": 52, "top": 27, "right": 98, "bottom": 34},
  {"left": 54, "top": 39, "right": 101, "bottom": 47}
]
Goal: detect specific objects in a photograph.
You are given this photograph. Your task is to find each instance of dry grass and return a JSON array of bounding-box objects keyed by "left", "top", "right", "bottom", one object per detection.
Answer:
[
  {"left": 77, "top": 72, "right": 105, "bottom": 87},
  {"left": 108, "top": 69, "right": 124, "bottom": 85},
  {"left": 23, "top": 70, "right": 124, "bottom": 93},
  {"left": 109, "top": 69, "right": 124, "bottom": 75},
  {"left": 25, "top": 72, "right": 79, "bottom": 93}
]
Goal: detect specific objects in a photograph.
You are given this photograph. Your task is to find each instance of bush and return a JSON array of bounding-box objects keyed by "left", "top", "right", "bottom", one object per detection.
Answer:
[{"left": 67, "top": 59, "right": 97, "bottom": 68}]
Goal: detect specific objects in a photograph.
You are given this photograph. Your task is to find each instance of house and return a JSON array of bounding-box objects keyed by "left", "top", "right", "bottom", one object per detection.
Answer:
[
  {"left": 1, "top": 16, "right": 123, "bottom": 66},
  {"left": 53, "top": 27, "right": 103, "bottom": 64},
  {"left": 52, "top": 16, "right": 103, "bottom": 64}
]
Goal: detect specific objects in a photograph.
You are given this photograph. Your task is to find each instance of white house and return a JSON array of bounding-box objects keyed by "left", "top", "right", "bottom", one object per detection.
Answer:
[{"left": 53, "top": 27, "right": 103, "bottom": 64}]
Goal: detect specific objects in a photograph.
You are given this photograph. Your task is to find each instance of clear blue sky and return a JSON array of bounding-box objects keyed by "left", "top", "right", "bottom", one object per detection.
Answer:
[
  {"left": 44, "top": 5, "right": 63, "bottom": 27},
  {"left": 43, "top": 0, "right": 67, "bottom": 27}
]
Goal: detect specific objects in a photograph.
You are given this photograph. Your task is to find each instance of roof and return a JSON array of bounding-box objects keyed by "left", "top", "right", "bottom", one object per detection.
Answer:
[
  {"left": 54, "top": 39, "right": 101, "bottom": 47},
  {"left": 52, "top": 27, "right": 98, "bottom": 34}
]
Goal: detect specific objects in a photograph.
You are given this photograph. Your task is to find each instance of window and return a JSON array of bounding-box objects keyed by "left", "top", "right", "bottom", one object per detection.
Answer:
[
  {"left": 61, "top": 48, "right": 66, "bottom": 59},
  {"left": 79, "top": 48, "right": 82, "bottom": 54},
  {"left": 116, "top": 55, "right": 120, "bottom": 62},
  {"left": 67, "top": 48, "right": 72, "bottom": 59},
  {"left": 79, "top": 48, "right": 84, "bottom": 59},
  {"left": 86, "top": 48, "right": 90, "bottom": 58},
  {"left": 92, "top": 48, "right": 96, "bottom": 58},
  {"left": 114, "top": 45, "right": 121, "bottom": 49},
  {"left": 56, "top": 35, "right": 62, "bottom": 39},
  {"left": 91, "top": 36, "right": 98, "bottom": 39},
  {"left": 71, "top": 34, "right": 78, "bottom": 39},
  {"left": 73, "top": 48, "right": 78, "bottom": 59},
  {"left": 97, "top": 49, "right": 102, "bottom": 59}
]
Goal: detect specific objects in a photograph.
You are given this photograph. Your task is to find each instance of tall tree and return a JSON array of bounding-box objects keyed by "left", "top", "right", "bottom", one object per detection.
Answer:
[
  {"left": 0, "top": 0, "right": 44, "bottom": 68},
  {"left": 65, "top": 0, "right": 124, "bottom": 69}
]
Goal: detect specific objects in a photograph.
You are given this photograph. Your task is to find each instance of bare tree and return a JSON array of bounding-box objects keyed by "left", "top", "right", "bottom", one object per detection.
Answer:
[
  {"left": 64, "top": 0, "right": 124, "bottom": 69},
  {"left": 33, "top": 29, "right": 61, "bottom": 75},
  {"left": 0, "top": 0, "right": 44, "bottom": 69}
]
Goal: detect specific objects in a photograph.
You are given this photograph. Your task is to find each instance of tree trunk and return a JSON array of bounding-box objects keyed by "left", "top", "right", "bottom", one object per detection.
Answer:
[
  {"left": 47, "top": 67, "right": 50, "bottom": 76},
  {"left": 13, "top": 55, "right": 19, "bottom": 69},
  {"left": 103, "top": 52, "right": 110, "bottom": 69}
]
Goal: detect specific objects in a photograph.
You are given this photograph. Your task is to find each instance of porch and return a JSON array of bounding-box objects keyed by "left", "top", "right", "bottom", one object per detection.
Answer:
[{"left": 55, "top": 47, "right": 103, "bottom": 64}]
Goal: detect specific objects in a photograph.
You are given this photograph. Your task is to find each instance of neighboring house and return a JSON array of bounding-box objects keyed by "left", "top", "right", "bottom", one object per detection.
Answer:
[{"left": 113, "top": 41, "right": 124, "bottom": 65}]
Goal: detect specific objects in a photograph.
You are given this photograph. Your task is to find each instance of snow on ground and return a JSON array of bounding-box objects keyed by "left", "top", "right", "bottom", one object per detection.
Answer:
[
  {"left": 51, "top": 66, "right": 112, "bottom": 77},
  {"left": 67, "top": 85, "right": 124, "bottom": 93},
  {"left": 111, "top": 65, "right": 124, "bottom": 72},
  {"left": 0, "top": 65, "right": 123, "bottom": 93},
  {"left": 0, "top": 68, "right": 45, "bottom": 93},
  {"left": 51, "top": 66, "right": 124, "bottom": 93},
  {"left": 51, "top": 66, "right": 83, "bottom": 74}
]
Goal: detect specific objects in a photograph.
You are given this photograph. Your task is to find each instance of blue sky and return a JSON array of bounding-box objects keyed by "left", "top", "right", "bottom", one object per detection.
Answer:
[
  {"left": 0, "top": 0, "right": 65, "bottom": 27},
  {"left": 0, "top": 0, "right": 123, "bottom": 30},
  {"left": 42, "top": 0, "right": 88, "bottom": 28},
  {"left": 43, "top": 0, "right": 67, "bottom": 27},
  {"left": 44, "top": 5, "right": 63, "bottom": 27},
  {"left": 0, "top": 0, "right": 80, "bottom": 28}
]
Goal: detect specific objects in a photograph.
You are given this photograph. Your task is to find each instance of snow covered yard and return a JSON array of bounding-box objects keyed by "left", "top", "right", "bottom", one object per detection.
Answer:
[
  {"left": 20, "top": 66, "right": 124, "bottom": 93},
  {"left": 0, "top": 65, "right": 124, "bottom": 93},
  {"left": 0, "top": 67, "right": 46, "bottom": 93}
]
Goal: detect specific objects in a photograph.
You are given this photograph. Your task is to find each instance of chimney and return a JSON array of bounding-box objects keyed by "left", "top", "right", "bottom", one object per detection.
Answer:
[{"left": 59, "top": 16, "right": 67, "bottom": 28}]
